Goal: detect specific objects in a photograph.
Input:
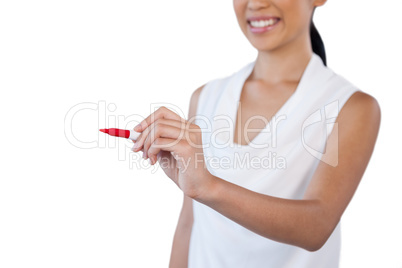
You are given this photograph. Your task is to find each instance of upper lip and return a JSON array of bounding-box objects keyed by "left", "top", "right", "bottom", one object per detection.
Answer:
[{"left": 247, "top": 16, "right": 280, "bottom": 23}]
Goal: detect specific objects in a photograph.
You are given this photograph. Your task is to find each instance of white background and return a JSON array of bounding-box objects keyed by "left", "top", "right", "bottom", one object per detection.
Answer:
[{"left": 1, "top": 0, "right": 401, "bottom": 267}]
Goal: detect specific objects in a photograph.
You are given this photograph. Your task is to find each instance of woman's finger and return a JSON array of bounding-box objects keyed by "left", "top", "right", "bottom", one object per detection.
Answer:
[
  {"left": 134, "top": 106, "right": 185, "bottom": 132},
  {"left": 132, "top": 118, "right": 187, "bottom": 153},
  {"left": 147, "top": 138, "right": 186, "bottom": 164},
  {"left": 143, "top": 123, "right": 186, "bottom": 161}
]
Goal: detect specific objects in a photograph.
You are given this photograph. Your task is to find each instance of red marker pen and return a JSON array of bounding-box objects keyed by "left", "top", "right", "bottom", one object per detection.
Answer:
[{"left": 99, "top": 128, "right": 140, "bottom": 141}]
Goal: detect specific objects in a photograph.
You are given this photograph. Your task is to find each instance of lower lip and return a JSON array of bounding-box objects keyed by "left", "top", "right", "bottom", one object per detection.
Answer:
[{"left": 248, "top": 20, "right": 281, "bottom": 34}]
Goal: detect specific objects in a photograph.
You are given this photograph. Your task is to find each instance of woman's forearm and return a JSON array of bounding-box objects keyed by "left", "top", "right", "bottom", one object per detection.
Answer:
[
  {"left": 169, "top": 221, "right": 193, "bottom": 268},
  {"left": 169, "top": 197, "right": 194, "bottom": 268},
  {"left": 193, "top": 176, "right": 336, "bottom": 252}
]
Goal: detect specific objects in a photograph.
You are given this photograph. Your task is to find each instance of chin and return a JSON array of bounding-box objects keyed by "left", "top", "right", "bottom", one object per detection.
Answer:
[{"left": 248, "top": 40, "right": 279, "bottom": 52}]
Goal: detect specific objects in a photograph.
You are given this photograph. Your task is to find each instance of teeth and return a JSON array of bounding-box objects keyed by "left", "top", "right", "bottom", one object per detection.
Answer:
[{"left": 250, "top": 19, "right": 278, "bottom": 28}]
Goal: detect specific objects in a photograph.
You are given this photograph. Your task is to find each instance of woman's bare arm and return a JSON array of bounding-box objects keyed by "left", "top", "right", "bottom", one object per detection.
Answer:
[
  {"left": 193, "top": 91, "right": 381, "bottom": 251},
  {"left": 168, "top": 84, "right": 205, "bottom": 267},
  {"left": 168, "top": 194, "right": 194, "bottom": 268}
]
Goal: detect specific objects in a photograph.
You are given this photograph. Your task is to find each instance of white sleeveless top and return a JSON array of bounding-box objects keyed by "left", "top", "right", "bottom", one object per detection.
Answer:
[{"left": 188, "top": 53, "right": 360, "bottom": 268}]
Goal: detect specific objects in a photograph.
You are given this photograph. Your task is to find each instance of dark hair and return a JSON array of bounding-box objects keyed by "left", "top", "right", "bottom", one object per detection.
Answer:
[{"left": 310, "top": 10, "right": 326, "bottom": 66}]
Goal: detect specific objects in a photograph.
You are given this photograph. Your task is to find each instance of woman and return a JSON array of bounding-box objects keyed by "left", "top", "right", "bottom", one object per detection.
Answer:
[{"left": 132, "top": 0, "right": 381, "bottom": 267}]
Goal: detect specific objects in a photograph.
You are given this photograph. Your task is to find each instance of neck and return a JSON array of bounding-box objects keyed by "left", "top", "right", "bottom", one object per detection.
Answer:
[{"left": 251, "top": 33, "right": 313, "bottom": 85}]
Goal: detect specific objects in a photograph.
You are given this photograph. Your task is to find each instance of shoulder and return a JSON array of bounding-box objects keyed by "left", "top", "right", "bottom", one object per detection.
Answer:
[
  {"left": 185, "top": 60, "right": 259, "bottom": 119},
  {"left": 321, "top": 68, "right": 381, "bottom": 124},
  {"left": 188, "top": 84, "right": 207, "bottom": 119},
  {"left": 187, "top": 71, "right": 235, "bottom": 119},
  {"left": 340, "top": 91, "right": 381, "bottom": 125},
  {"left": 334, "top": 90, "right": 381, "bottom": 153}
]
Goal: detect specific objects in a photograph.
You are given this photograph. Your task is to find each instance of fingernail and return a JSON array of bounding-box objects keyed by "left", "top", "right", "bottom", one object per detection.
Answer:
[
  {"left": 148, "top": 158, "right": 152, "bottom": 165},
  {"left": 134, "top": 124, "right": 141, "bottom": 131}
]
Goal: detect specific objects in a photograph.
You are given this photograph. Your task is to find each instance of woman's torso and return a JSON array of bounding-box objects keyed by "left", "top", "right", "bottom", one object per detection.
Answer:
[{"left": 188, "top": 53, "right": 361, "bottom": 268}]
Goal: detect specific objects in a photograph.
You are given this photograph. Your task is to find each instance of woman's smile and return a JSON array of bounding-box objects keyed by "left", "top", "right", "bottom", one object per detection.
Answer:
[{"left": 247, "top": 16, "right": 281, "bottom": 34}]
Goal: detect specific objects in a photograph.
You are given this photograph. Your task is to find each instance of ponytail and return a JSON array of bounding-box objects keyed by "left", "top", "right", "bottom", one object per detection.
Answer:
[{"left": 310, "top": 20, "right": 327, "bottom": 66}]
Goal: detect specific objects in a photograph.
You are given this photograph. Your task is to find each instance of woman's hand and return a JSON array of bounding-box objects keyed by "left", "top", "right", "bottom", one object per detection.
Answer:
[{"left": 131, "top": 106, "right": 216, "bottom": 199}]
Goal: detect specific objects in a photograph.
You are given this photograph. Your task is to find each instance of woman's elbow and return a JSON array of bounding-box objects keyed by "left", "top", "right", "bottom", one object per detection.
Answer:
[
  {"left": 301, "top": 222, "right": 336, "bottom": 252},
  {"left": 303, "top": 237, "right": 327, "bottom": 252}
]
